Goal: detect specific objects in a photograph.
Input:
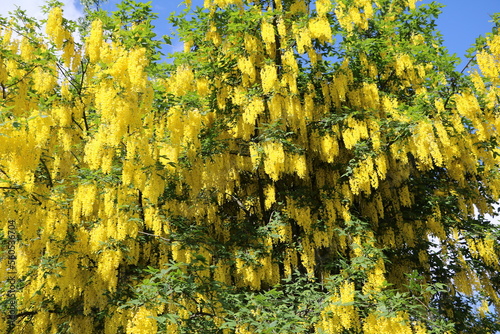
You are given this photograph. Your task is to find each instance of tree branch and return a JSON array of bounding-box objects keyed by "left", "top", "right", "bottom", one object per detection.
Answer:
[
  {"left": 40, "top": 158, "right": 53, "bottom": 188},
  {"left": 138, "top": 231, "right": 171, "bottom": 243}
]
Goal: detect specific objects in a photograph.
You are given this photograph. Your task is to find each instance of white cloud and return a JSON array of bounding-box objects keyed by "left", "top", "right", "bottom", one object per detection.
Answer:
[
  {"left": 484, "top": 204, "right": 500, "bottom": 226},
  {"left": 0, "top": 0, "right": 82, "bottom": 22}
]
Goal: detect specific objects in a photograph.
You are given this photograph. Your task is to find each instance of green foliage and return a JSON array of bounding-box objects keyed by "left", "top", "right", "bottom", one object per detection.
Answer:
[{"left": 1, "top": 0, "right": 500, "bottom": 333}]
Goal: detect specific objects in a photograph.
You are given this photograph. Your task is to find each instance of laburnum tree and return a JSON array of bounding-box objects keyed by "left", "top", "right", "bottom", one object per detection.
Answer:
[{"left": 0, "top": 0, "right": 500, "bottom": 332}]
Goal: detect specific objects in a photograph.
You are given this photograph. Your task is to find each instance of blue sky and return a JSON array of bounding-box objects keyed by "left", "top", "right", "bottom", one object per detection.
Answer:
[
  {"left": 420, "top": 0, "right": 499, "bottom": 66},
  {"left": 94, "top": 0, "right": 499, "bottom": 66}
]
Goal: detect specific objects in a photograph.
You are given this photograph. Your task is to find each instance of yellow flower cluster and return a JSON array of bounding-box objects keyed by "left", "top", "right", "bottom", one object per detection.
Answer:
[
  {"left": 46, "top": 7, "right": 66, "bottom": 49},
  {"left": 363, "top": 258, "right": 386, "bottom": 295},
  {"left": 317, "top": 281, "right": 359, "bottom": 333},
  {"left": 260, "top": 63, "right": 278, "bottom": 93},
  {"left": 467, "top": 235, "right": 499, "bottom": 268},
  {"left": 335, "top": 0, "right": 375, "bottom": 32},
  {"left": 349, "top": 155, "right": 377, "bottom": 194},
  {"left": 261, "top": 18, "right": 275, "bottom": 53},
  {"left": 294, "top": 26, "right": 311, "bottom": 53},
  {"left": 264, "top": 183, "right": 276, "bottom": 209},
  {"left": 363, "top": 311, "right": 424, "bottom": 334},
  {"left": 316, "top": 0, "right": 332, "bottom": 16},
  {"left": 263, "top": 141, "right": 285, "bottom": 181},
  {"left": 309, "top": 16, "right": 332, "bottom": 43},
  {"left": 410, "top": 121, "right": 443, "bottom": 169},
  {"left": 318, "top": 132, "right": 340, "bottom": 163},
  {"left": 477, "top": 49, "right": 499, "bottom": 79},
  {"left": 342, "top": 117, "right": 369, "bottom": 150},
  {"left": 86, "top": 19, "right": 103, "bottom": 62},
  {"left": 234, "top": 248, "right": 280, "bottom": 290},
  {"left": 126, "top": 307, "right": 158, "bottom": 334},
  {"left": 238, "top": 56, "right": 257, "bottom": 85},
  {"left": 206, "top": 0, "right": 244, "bottom": 9}
]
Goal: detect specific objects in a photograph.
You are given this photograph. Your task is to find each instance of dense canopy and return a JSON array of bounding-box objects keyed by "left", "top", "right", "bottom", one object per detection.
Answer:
[{"left": 0, "top": 0, "right": 499, "bottom": 333}]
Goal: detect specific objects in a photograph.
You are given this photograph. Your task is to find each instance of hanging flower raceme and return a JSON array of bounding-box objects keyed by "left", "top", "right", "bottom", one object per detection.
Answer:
[{"left": 1, "top": 1, "right": 500, "bottom": 333}]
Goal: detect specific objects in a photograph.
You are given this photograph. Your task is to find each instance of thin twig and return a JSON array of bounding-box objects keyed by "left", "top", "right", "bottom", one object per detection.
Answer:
[
  {"left": 40, "top": 158, "right": 53, "bottom": 188},
  {"left": 71, "top": 115, "right": 85, "bottom": 132},
  {"left": 70, "top": 150, "right": 82, "bottom": 164},
  {"left": 138, "top": 231, "right": 171, "bottom": 243},
  {"left": 0, "top": 168, "right": 10, "bottom": 178},
  {"left": 460, "top": 56, "right": 475, "bottom": 74},
  {"left": 444, "top": 55, "right": 476, "bottom": 109}
]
